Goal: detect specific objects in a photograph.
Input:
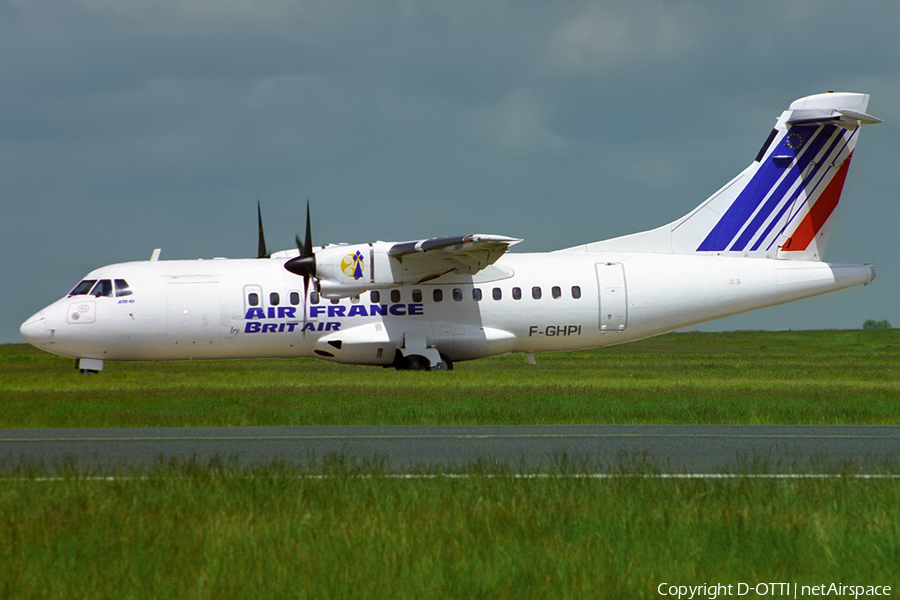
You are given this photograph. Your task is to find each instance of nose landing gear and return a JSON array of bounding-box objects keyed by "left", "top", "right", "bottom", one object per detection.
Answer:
[{"left": 76, "top": 357, "right": 104, "bottom": 375}]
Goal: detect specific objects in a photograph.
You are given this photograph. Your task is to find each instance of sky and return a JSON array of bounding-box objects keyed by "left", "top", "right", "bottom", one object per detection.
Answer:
[{"left": 3, "top": 0, "right": 899, "bottom": 343}]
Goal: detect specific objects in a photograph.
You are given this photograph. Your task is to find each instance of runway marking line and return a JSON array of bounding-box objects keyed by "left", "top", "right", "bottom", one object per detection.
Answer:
[
  {"left": 2, "top": 432, "right": 899, "bottom": 443},
  {"left": 10, "top": 473, "right": 900, "bottom": 482}
]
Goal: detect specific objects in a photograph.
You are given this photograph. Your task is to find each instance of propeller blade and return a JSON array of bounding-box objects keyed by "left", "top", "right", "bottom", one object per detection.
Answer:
[
  {"left": 285, "top": 199, "right": 317, "bottom": 295},
  {"left": 303, "top": 199, "right": 313, "bottom": 258},
  {"left": 257, "top": 201, "right": 268, "bottom": 259}
]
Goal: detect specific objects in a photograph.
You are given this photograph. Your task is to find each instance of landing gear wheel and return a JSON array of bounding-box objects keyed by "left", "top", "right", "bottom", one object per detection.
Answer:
[
  {"left": 392, "top": 351, "right": 452, "bottom": 371},
  {"left": 433, "top": 353, "right": 454, "bottom": 371},
  {"left": 393, "top": 353, "right": 431, "bottom": 371}
]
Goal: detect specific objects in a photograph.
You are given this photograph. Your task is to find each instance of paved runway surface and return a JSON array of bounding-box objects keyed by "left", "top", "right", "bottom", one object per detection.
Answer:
[{"left": 2, "top": 425, "right": 899, "bottom": 474}]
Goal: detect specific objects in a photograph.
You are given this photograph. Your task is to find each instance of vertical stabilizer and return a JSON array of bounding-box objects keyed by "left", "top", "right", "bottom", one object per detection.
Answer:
[{"left": 568, "top": 93, "right": 880, "bottom": 260}]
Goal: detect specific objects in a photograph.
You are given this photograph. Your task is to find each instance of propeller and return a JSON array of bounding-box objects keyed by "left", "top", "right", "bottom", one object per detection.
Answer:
[
  {"left": 254, "top": 199, "right": 317, "bottom": 335},
  {"left": 284, "top": 200, "right": 317, "bottom": 297},
  {"left": 283, "top": 200, "right": 318, "bottom": 336},
  {"left": 257, "top": 201, "right": 269, "bottom": 259}
]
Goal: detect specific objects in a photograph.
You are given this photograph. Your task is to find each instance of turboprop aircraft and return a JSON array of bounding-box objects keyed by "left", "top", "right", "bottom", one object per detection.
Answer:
[{"left": 21, "top": 92, "right": 881, "bottom": 372}]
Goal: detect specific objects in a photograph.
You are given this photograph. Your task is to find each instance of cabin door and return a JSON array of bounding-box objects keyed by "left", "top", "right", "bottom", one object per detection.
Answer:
[
  {"left": 167, "top": 281, "right": 222, "bottom": 347},
  {"left": 595, "top": 262, "right": 627, "bottom": 332}
]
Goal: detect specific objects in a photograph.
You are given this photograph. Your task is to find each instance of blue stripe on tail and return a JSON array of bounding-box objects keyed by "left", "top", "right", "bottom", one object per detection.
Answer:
[
  {"left": 696, "top": 126, "right": 820, "bottom": 252},
  {"left": 750, "top": 127, "right": 850, "bottom": 252},
  {"left": 730, "top": 126, "right": 842, "bottom": 251}
]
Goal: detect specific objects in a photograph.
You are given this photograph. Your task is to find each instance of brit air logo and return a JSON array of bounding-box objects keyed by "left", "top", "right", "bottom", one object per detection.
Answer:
[{"left": 341, "top": 251, "right": 364, "bottom": 279}]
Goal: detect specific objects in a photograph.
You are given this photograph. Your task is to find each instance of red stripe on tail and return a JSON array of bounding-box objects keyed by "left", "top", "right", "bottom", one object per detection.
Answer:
[{"left": 782, "top": 152, "right": 853, "bottom": 252}]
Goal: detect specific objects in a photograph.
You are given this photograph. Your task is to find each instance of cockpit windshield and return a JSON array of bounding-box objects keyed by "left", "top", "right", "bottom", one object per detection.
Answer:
[
  {"left": 69, "top": 280, "right": 97, "bottom": 297},
  {"left": 92, "top": 280, "right": 113, "bottom": 297},
  {"left": 115, "top": 279, "right": 132, "bottom": 297},
  {"left": 68, "top": 279, "right": 133, "bottom": 298}
]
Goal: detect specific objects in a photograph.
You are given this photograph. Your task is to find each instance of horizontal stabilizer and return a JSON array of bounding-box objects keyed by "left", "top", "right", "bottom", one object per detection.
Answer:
[{"left": 787, "top": 108, "right": 882, "bottom": 128}]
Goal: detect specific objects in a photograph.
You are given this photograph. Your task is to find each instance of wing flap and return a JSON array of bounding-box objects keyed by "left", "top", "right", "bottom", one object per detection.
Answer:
[{"left": 389, "top": 234, "right": 521, "bottom": 277}]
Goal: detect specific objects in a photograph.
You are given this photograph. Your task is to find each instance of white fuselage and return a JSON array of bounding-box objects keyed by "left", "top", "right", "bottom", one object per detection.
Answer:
[
  {"left": 20, "top": 251, "right": 875, "bottom": 367},
  {"left": 19, "top": 92, "right": 883, "bottom": 370}
]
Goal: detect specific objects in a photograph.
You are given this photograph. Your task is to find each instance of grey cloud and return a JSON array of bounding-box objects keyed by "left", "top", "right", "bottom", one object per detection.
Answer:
[{"left": 4, "top": 0, "right": 900, "bottom": 341}]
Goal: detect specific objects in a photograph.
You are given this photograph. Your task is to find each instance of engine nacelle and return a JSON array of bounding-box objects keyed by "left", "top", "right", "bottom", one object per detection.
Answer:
[
  {"left": 282, "top": 234, "right": 521, "bottom": 299},
  {"left": 313, "top": 242, "right": 448, "bottom": 298}
]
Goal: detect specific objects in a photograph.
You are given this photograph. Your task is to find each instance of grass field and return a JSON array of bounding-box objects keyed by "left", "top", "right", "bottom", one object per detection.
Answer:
[
  {"left": 1, "top": 465, "right": 898, "bottom": 599},
  {"left": 2, "top": 330, "right": 899, "bottom": 427},
  {"left": 2, "top": 330, "right": 898, "bottom": 598}
]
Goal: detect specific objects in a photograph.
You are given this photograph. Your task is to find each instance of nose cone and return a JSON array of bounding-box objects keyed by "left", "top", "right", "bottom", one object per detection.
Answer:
[
  {"left": 285, "top": 254, "right": 316, "bottom": 278},
  {"left": 20, "top": 311, "right": 52, "bottom": 348}
]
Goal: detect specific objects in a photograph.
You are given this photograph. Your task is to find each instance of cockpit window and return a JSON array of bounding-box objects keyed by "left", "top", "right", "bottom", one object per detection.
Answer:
[
  {"left": 91, "top": 279, "right": 113, "bottom": 297},
  {"left": 68, "top": 278, "right": 131, "bottom": 298},
  {"left": 115, "top": 279, "right": 132, "bottom": 297},
  {"left": 69, "top": 280, "right": 97, "bottom": 297}
]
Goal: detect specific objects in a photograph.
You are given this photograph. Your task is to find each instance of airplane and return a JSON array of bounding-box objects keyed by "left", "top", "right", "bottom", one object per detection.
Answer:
[{"left": 21, "top": 92, "right": 881, "bottom": 373}]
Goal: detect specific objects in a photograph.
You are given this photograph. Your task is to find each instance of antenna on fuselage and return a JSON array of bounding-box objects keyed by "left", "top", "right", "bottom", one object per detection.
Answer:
[{"left": 150, "top": 249, "right": 161, "bottom": 261}]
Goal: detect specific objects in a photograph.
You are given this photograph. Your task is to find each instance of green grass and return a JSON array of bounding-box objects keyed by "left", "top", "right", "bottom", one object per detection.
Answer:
[
  {"left": 1, "top": 464, "right": 898, "bottom": 599},
  {"left": 3, "top": 331, "right": 899, "bottom": 598},
  {"left": 2, "top": 330, "right": 899, "bottom": 427}
]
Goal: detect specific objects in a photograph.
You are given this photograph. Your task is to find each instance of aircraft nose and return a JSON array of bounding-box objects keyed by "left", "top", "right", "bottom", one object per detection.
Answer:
[{"left": 20, "top": 311, "right": 53, "bottom": 348}]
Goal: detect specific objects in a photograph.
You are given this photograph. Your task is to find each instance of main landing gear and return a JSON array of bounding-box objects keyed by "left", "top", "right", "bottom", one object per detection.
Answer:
[{"left": 391, "top": 351, "right": 453, "bottom": 371}]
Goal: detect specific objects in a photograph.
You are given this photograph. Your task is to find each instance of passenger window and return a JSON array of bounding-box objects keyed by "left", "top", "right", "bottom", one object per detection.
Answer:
[
  {"left": 572, "top": 286, "right": 581, "bottom": 299},
  {"left": 453, "top": 288, "right": 463, "bottom": 301},
  {"left": 552, "top": 286, "right": 561, "bottom": 299},
  {"left": 69, "top": 280, "right": 97, "bottom": 297},
  {"left": 290, "top": 291, "right": 301, "bottom": 305},
  {"left": 433, "top": 289, "right": 443, "bottom": 302},
  {"left": 512, "top": 287, "right": 522, "bottom": 300},
  {"left": 350, "top": 295, "right": 360, "bottom": 304},
  {"left": 532, "top": 286, "right": 542, "bottom": 300},
  {"left": 270, "top": 292, "right": 280, "bottom": 306},
  {"left": 370, "top": 290, "right": 380, "bottom": 303},
  {"left": 492, "top": 288, "right": 502, "bottom": 301},
  {"left": 330, "top": 297, "right": 339, "bottom": 305},
  {"left": 391, "top": 290, "right": 401, "bottom": 303},
  {"left": 114, "top": 279, "right": 132, "bottom": 297},
  {"left": 91, "top": 280, "right": 113, "bottom": 297},
  {"left": 412, "top": 289, "right": 422, "bottom": 303},
  {"left": 248, "top": 292, "right": 260, "bottom": 307},
  {"left": 473, "top": 288, "right": 483, "bottom": 301},
  {"left": 310, "top": 291, "right": 320, "bottom": 305}
]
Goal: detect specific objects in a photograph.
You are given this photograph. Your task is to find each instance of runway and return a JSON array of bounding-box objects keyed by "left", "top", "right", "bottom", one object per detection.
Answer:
[{"left": 2, "top": 425, "right": 899, "bottom": 474}]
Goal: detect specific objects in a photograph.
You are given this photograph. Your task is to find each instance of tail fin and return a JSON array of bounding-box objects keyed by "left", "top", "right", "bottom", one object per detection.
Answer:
[{"left": 572, "top": 92, "right": 880, "bottom": 260}]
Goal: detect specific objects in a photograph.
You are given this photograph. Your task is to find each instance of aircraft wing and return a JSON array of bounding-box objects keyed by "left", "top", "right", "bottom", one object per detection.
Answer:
[{"left": 388, "top": 234, "right": 522, "bottom": 276}]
